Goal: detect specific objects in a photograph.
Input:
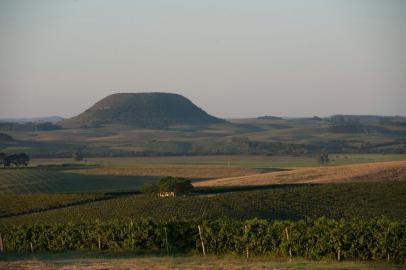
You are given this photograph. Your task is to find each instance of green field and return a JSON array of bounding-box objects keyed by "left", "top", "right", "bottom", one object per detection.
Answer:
[
  {"left": 2, "top": 181, "right": 405, "bottom": 226},
  {"left": 1, "top": 154, "right": 406, "bottom": 196},
  {"left": 0, "top": 193, "right": 107, "bottom": 217},
  {"left": 0, "top": 153, "right": 405, "bottom": 266},
  {"left": 32, "top": 154, "right": 406, "bottom": 168},
  {"left": 0, "top": 154, "right": 405, "bottom": 227},
  {"left": 0, "top": 168, "right": 157, "bottom": 194}
]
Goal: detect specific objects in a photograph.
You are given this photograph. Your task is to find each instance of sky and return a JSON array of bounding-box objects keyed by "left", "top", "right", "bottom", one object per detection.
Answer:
[{"left": 1, "top": 0, "right": 405, "bottom": 119}]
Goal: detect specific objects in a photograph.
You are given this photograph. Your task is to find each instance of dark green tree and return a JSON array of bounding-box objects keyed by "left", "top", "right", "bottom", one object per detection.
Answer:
[
  {"left": 158, "top": 176, "right": 193, "bottom": 195},
  {"left": 2, "top": 153, "right": 29, "bottom": 167},
  {"left": 16, "top": 153, "right": 30, "bottom": 166},
  {"left": 73, "top": 150, "right": 84, "bottom": 162},
  {"left": 317, "top": 149, "right": 330, "bottom": 165},
  {"left": 0, "top": 153, "right": 6, "bottom": 167},
  {"left": 140, "top": 182, "right": 159, "bottom": 195}
]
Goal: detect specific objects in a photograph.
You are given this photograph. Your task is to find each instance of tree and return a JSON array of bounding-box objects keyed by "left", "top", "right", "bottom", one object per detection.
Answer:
[
  {"left": 141, "top": 176, "right": 193, "bottom": 195},
  {"left": 158, "top": 176, "right": 193, "bottom": 195},
  {"left": 16, "top": 153, "right": 30, "bottom": 166},
  {"left": 73, "top": 150, "right": 84, "bottom": 162},
  {"left": 140, "top": 182, "right": 159, "bottom": 195},
  {"left": 317, "top": 149, "right": 330, "bottom": 165},
  {"left": 0, "top": 153, "right": 6, "bottom": 167},
  {"left": 1, "top": 153, "right": 30, "bottom": 167}
]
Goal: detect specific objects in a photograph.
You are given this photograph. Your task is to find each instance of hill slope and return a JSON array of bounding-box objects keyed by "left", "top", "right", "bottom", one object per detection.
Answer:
[
  {"left": 63, "top": 92, "right": 225, "bottom": 128},
  {"left": 194, "top": 160, "right": 406, "bottom": 186}
]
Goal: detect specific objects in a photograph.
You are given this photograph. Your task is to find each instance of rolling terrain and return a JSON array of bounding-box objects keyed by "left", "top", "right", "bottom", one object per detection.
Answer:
[
  {"left": 1, "top": 106, "right": 405, "bottom": 158},
  {"left": 2, "top": 181, "right": 406, "bottom": 226},
  {"left": 1, "top": 155, "right": 406, "bottom": 227},
  {"left": 194, "top": 160, "right": 406, "bottom": 187},
  {"left": 2, "top": 154, "right": 406, "bottom": 195}
]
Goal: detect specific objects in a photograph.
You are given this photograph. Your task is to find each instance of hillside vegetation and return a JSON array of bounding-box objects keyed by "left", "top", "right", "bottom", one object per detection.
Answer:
[{"left": 62, "top": 93, "right": 225, "bottom": 128}]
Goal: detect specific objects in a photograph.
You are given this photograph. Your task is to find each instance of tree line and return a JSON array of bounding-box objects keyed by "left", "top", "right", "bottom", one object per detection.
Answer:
[
  {"left": 0, "top": 122, "right": 61, "bottom": 132},
  {"left": 0, "top": 153, "right": 30, "bottom": 167}
]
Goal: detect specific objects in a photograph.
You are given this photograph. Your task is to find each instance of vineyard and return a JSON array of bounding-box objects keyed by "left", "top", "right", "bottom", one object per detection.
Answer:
[
  {"left": 0, "top": 168, "right": 156, "bottom": 194},
  {"left": 0, "top": 194, "right": 108, "bottom": 218},
  {"left": 2, "top": 181, "right": 406, "bottom": 226},
  {"left": 1, "top": 218, "right": 405, "bottom": 262}
]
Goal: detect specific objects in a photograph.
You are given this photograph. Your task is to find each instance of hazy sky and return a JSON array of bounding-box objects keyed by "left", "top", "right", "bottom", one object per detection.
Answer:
[{"left": 1, "top": 0, "right": 405, "bottom": 119}]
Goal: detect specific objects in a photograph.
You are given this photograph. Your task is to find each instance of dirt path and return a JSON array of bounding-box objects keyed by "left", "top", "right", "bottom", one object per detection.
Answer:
[{"left": 1, "top": 258, "right": 405, "bottom": 270}]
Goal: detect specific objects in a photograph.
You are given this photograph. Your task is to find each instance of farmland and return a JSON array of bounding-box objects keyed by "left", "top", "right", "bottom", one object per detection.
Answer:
[
  {"left": 2, "top": 1, "right": 406, "bottom": 266},
  {"left": 2, "top": 181, "right": 406, "bottom": 226},
  {"left": 194, "top": 160, "right": 406, "bottom": 186},
  {"left": 1, "top": 153, "right": 406, "bottom": 266},
  {"left": 2, "top": 115, "right": 406, "bottom": 158},
  {"left": 2, "top": 218, "right": 406, "bottom": 262},
  {"left": 0, "top": 168, "right": 156, "bottom": 194},
  {"left": 1, "top": 154, "right": 406, "bottom": 195},
  {"left": 0, "top": 193, "right": 107, "bottom": 218}
]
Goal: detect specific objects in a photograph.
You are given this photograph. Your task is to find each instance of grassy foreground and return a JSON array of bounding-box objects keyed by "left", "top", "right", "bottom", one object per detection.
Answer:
[{"left": 0, "top": 253, "right": 405, "bottom": 270}]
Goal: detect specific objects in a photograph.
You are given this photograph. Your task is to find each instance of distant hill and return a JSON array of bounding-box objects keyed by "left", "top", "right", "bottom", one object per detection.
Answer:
[
  {"left": 329, "top": 115, "right": 406, "bottom": 125},
  {"left": 256, "top": 115, "right": 283, "bottom": 120},
  {"left": 0, "top": 116, "right": 63, "bottom": 124},
  {"left": 63, "top": 93, "right": 226, "bottom": 128}
]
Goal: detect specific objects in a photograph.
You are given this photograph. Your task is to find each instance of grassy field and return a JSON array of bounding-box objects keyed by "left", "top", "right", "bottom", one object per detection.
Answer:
[
  {"left": 31, "top": 153, "right": 406, "bottom": 168},
  {"left": 195, "top": 160, "right": 406, "bottom": 186},
  {"left": 2, "top": 181, "right": 405, "bottom": 226}
]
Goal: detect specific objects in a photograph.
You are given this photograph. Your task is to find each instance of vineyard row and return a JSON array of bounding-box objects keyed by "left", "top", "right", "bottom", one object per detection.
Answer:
[{"left": 1, "top": 217, "right": 405, "bottom": 262}]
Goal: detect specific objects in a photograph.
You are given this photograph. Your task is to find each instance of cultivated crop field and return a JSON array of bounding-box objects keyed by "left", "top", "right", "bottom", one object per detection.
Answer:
[
  {"left": 2, "top": 181, "right": 406, "bottom": 226},
  {"left": 0, "top": 193, "right": 107, "bottom": 217},
  {"left": 3, "top": 154, "right": 406, "bottom": 195},
  {"left": 0, "top": 168, "right": 157, "bottom": 194},
  {"left": 1, "top": 153, "right": 406, "bottom": 268},
  {"left": 33, "top": 153, "right": 406, "bottom": 168}
]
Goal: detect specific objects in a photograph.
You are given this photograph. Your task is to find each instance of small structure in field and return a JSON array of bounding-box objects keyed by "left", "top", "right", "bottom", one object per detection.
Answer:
[{"left": 159, "top": 191, "right": 176, "bottom": 197}]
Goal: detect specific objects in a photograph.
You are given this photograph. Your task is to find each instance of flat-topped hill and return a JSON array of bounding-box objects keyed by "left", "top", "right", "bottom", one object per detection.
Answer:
[{"left": 63, "top": 92, "right": 226, "bottom": 128}]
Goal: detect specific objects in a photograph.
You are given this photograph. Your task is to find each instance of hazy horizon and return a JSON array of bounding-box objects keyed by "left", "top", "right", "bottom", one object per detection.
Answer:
[{"left": 1, "top": 0, "right": 406, "bottom": 119}]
